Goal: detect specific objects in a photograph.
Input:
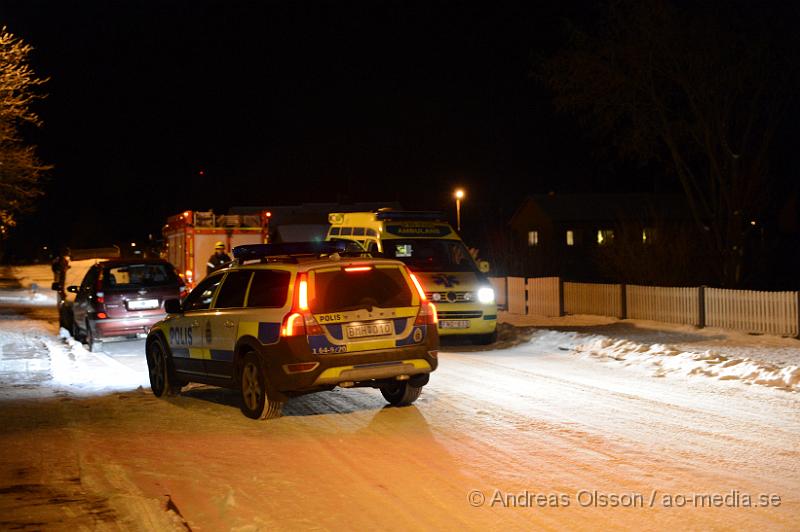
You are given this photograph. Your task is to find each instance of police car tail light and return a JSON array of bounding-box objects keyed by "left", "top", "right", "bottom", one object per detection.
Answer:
[
  {"left": 409, "top": 273, "right": 427, "bottom": 301},
  {"left": 304, "top": 314, "right": 323, "bottom": 335},
  {"left": 282, "top": 273, "right": 315, "bottom": 337},
  {"left": 282, "top": 312, "right": 305, "bottom": 337},
  {"left": 415, "top": 301, "right": 438, "bottom": 326},
  {"left": 297, "top": 273, "right": 309, "bottom": 310}
]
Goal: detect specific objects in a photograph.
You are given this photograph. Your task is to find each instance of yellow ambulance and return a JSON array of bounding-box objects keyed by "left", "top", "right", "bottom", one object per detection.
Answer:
[{"left": 326, "top": 210, "right": 497, "bottom": 344}]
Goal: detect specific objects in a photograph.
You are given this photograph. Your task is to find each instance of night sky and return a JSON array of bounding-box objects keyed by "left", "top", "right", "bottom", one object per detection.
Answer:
[{"left": 0, "top": 1, "right": 795, "bottom": 257}]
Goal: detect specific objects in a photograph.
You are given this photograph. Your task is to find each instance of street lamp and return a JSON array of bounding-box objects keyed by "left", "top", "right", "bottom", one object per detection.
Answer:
[{"left": 454, "top": 189, "right": 465, "bottom": 231}]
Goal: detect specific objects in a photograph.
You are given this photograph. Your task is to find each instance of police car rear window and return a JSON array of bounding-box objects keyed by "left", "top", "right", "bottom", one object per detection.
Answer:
[
  {"left": 247, "top": 270, "right": 291, "bottom": 308},
  {"left": 310, "top": 267, "right": 413, "bottom": 313}
]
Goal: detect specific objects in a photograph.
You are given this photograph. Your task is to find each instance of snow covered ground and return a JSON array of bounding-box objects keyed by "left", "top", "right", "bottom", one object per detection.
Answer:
[
  {"left": 0, "top": 290, "right": 798, "bottom": 529},
  {"left": 500, "top": 312, "right": 800, "bottom": 391}
]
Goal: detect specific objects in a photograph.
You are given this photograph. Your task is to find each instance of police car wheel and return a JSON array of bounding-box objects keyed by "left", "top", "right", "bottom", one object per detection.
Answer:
[
  {"left": 147, "top": 337, "right": 180, "bottom": 397},
  {"left": 380, "top": 381, "right": 423, "bottom": 406},
  {"left": 240, "top": 352, "right": 283, "bottom": 420}
]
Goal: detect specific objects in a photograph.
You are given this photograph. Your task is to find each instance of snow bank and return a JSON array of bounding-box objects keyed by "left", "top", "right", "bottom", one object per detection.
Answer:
[
  {"left": 13, "top": 260, "right": 98, "bottom": 290},
  {"left": 529, "top": 329, "right": 800, "bottom": 392},
  {"left": 48, "top": 327, "right": 149, "bottom": 394},
  {"left": 0, "top": 289, "right": 56, "bottom": 307},
  {"left": 0, "top": 311, "right": 149, "bottom": 399}
]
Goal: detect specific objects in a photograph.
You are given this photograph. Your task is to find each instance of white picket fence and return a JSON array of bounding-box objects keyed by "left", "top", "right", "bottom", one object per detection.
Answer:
[
  {"left": 506, "top": 277, "right": 527, "bottom": 315},
  {"left": 705, "top": 288, "right": 798, "bottom": 337},
  {"left": 526, "top": 277, "right": 561, "bottom": 316},
  {"left": 627, "top": 285, "right": 700, "bottom": 326},
  {"left": 488, "top": 277, "right": 507, "bottom": 309},
  {"left": 564, "top": 282, "right": 623, "bottom": 317},
  {"left": 501, "top": 276, "right": 800, "bottom": 338}
]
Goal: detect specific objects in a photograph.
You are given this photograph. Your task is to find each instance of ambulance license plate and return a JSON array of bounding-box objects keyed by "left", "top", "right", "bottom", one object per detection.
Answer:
[
  {"left": 439, "top": 319, "right": 470, "bottom": 329},
  {"left": 128, "top": 299, "right": 159, "bottom": 310},
  {"left": 346, "top": 322, "right": 392, "bottom": 338}
]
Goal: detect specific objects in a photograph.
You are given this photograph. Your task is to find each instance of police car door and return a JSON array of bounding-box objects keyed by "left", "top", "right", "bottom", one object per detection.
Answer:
[
  {"left": 205, "top": 270, "right": 252, "bottom": 382},
  {"left": 169, "top": 273, "right": 223, "bottom": 380}
]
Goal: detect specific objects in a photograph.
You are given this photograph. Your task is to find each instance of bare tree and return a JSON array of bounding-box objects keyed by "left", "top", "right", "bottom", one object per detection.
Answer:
[
  {"left": 538, "top": 1, "right": 797, "bottom": 286},
  {"left": 0, "top": 26, "right": 50, "bottom": 240}
]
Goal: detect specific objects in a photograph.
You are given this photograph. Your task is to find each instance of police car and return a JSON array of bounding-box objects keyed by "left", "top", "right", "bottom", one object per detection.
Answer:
[{"left": 145, "top": 242, "right": 439, "bottom": 419}]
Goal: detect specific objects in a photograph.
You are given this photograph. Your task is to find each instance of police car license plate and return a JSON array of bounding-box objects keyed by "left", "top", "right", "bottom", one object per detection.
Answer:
[
  {"left": 346, "top": 322, "right": 392, "bottom": 339},
  {"left": 128, "top": 299, "right": 159, "bottom": 310},
  {"left": 439, "top": 319, "right": 470, "bottom": 329}
]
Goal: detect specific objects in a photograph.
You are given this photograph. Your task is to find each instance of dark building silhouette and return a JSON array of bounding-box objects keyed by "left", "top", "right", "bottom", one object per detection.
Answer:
[{"left": 508, "top": 193, "right": 704, "bottom": 284}]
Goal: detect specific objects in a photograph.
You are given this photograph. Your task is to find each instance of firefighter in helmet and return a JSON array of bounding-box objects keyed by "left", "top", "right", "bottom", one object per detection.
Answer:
[{"left": 207, "top": 241, "right": 231, "bottom": 275}]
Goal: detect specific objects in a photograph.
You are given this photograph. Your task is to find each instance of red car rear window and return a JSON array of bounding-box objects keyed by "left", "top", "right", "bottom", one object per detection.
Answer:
[{"left": 103, "top": 263, "right": 180, "bottom": 290}]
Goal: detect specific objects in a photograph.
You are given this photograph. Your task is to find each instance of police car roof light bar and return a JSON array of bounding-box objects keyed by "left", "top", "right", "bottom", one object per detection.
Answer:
[{"left": 233, "top": 241, "right": 350, "bottom": 262}]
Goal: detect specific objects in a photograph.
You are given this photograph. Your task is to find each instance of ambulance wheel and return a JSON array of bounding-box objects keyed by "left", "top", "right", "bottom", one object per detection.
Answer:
[
  {"left": 240, "top": 352, "right": 283, "bottom": 420},
  {"left": 147, "top": 336, "right": 181, "bottom": 397},
  {"left": 473, "top": 331, "right": 497, "bottom": 346},
  {"left": 380, "top": 381, "right": 423, "bottom": 406}
]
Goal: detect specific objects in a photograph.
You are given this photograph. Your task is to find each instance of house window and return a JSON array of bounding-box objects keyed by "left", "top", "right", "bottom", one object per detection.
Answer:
[
  {"left": 566, "top": 230, "right": 574, "bottom": 246},
  {"left": 642, "top": 227, "right": 654, "bottom": 244},
  {"left": 597, "top": 229, "right": 614, "bottom": 245},
  {"left": 527, "top": 230, "right": 539, "bottom": 246}
]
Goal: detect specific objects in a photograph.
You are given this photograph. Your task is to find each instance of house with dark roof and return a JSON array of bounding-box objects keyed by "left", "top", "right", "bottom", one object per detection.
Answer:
[{"left": 509, "top": 193, "right": 699, "bottom": 281}]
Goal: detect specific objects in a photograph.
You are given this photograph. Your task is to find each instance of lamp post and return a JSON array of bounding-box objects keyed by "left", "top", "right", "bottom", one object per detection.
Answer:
[{"left": 454, "top": 188, "right": 465, "bottom": 231}]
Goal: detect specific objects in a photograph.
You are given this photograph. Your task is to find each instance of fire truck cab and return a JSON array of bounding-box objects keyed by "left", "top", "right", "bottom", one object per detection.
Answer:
[{"left": 163, "top": 210, "right": 270, "bottom": 287}]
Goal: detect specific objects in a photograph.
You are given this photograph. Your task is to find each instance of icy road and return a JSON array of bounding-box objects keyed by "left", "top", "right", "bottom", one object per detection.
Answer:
[{"left": 0, "top": 307, "right": 798, "bottom": 531}]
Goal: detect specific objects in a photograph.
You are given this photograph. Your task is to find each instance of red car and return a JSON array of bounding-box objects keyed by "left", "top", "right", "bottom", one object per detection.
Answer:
[{"left": 66, "top": 259, "right": 187, "bottom": 352}]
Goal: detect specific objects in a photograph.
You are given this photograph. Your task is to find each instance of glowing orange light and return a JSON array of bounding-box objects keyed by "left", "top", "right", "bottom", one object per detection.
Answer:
[
  {"left": 282, "top": 312, "right": 304, "bottom": 336},
  {"left": 344, "top": 266, "right": 372, "bottom": 272},
  {"left": 298, "top": 275, "right": 308, "bottom": 310},
  {"left": 409, "top": 273, "right": 427, "bottom": 301}
]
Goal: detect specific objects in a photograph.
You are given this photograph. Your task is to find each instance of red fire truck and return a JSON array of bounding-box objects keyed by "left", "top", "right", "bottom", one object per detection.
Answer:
[{"left": 163, "top": 210, "right": 271, "bottom": 287}]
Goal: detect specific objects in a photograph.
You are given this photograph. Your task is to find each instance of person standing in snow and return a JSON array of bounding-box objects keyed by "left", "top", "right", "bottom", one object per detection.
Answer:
[
  {"left": 51, "top": 249, "right": 69, "bottom": 293},
  {"left": 206, "top": 241, "right": 231, "bottom": 276}
]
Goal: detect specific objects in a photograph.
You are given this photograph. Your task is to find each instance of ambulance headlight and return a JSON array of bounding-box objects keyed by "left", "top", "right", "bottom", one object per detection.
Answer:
[{"left": 477, "top": 286, "right": 495, "bottom": 304}]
